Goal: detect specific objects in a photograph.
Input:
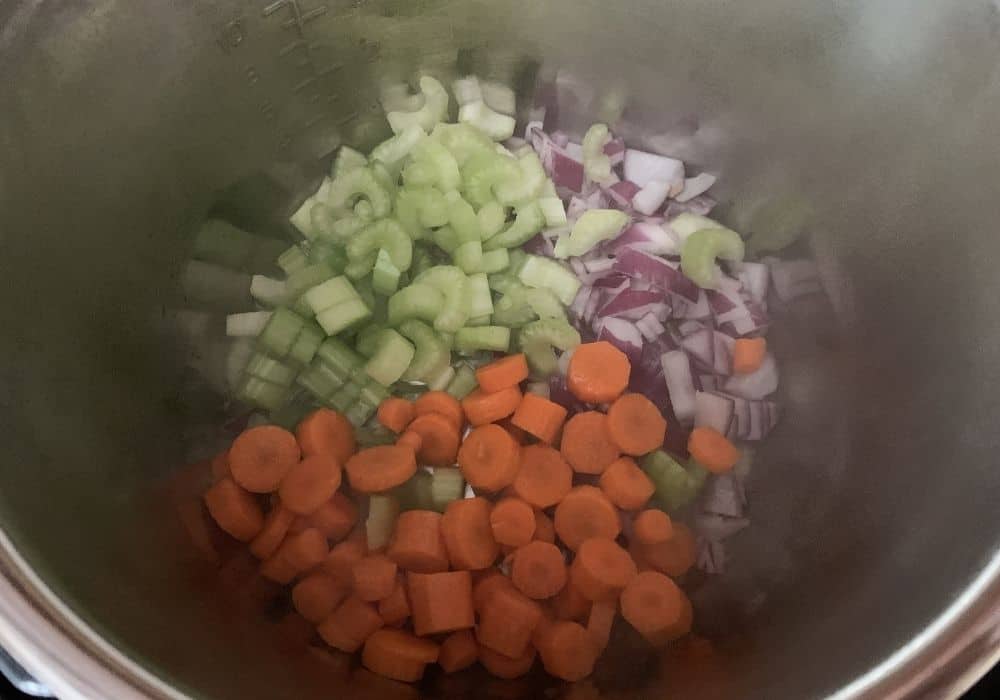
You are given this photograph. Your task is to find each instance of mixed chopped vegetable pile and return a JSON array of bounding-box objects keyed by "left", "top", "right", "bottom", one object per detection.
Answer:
[{"left": 177, "top": 72, "right": 824, "bottom": 685}]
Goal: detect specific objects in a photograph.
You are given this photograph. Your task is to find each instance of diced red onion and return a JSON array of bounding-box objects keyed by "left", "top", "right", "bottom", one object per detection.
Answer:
[
  {"left": 604, "top": 138, "right": 626, "bottom": 165},
  {"left": 606, "top": 222, "right": 680, "bottom": 257},
  {"left": 661, "top": 350, "right": 696, "bottom": 423},
  {"left": 623, "top": 149, "right": 685, "bottom": 190},
  {"left": 635, "top": 312, "right": 666, "bottom": 341},
  {"left": 599, "top": 289, "right": 669, "bottom": 321},
  {"left": 675, "top": 173, "right": 717, "bottom": 203},
  {"left": 632, "top": 180, "right": 673, "bottom": 216},
  {"left": 673, "top": 291, "right": 712, "bottom": 319},
  {"left": 722, "top": 353, "right": 778, "bottom": 399},
  {"left": 534, "top": 131, "right": 586, "bottom": 193},
  {"left": 680, "top": 328, "right": 715, "bottom": 370},
  {"left": 694, "top": 391, "right": 734, "bottom": 433},
  {"left": 698, "top": 374, "right": 719, "bottom": 392},
  {"left": 612, "top": 248, "right": 701, "bottom": 302},
  {"left": 713, "top": 330, "right": 734, "bottom": 375},
  {"left": 551, "top": 131, "right": 571, "bottom": 148},
  {"left": 598, "top": 317, "right": 643, "bottom": 364},
  {"left": 583, "top": 257, "right": 616, "bottom": 274},
  {"left": 728, "top": 395, "right": 751, "bottom": 439},
  {"left": 663, "top": 194, "right": 717, "bottom": 218},
  {"left": 734, "top": 262, "right": 770, "bottom": 305},
  {"left": 605, "top": 181, "right": 640, "bottom": 210},
  {"left": 569, "top": 285, "right": 592, "bottom": 321}
]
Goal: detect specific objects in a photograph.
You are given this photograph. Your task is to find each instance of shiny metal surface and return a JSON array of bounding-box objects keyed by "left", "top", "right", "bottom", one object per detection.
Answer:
[{"left": 2, "top": 0, "right": 1000, "bottom": 698}]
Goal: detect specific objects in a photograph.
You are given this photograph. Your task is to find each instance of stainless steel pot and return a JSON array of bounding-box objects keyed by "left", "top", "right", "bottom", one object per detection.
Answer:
[{"left": 2, "top": 0, "right": 1000, "bottom": 698}]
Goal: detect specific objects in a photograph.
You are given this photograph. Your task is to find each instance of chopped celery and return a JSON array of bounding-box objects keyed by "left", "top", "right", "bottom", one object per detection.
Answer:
[
  {"left": 746, "top": 196, "right": 812, "bottom": 255},
  {"left": 431, "top": 123, "right": 495, "bottom": 166},
  {"left": 482, "top": 201, "right": 545, "bottom": 251},
  {"left": 192, "top": 219, "right": 286, "bottom": 273},
  {"left": 286, "top": 260, "right": 336, "bottom": 300},
  {"left": 495, "top": 152, "right": 546, "bottom": 206},
  {"left": 458, "top": 100, "right": 516, "bottom": 141},
  {"left": 680, "top": 228, "right": 745, "bottom": 289},
  {"left": 582, "top": 123, "right": 613, "bottom": 184},
  {"left": 398, "top": 320, "right": 451, "bottom": 382},
  {"left": 493, "top": 285, "right": 566, "bottom": 328},
  {"left": 432, "top": 225, "right": 460, "bottom": 254},
  {"left": 257, "top": 308, "right": 306, "bottom": 358},
  {"left": 413, "top": 265, "right": 469, "bottom": 333},
  {"left": 329, "top": 379, "right": 364, "bottom": 412},
  {"left": 452, "top": 76, "right": 483, "bottom": 106},
  {"left": 303, "top": 276, "right": 359, "bottom": 316},
  {"left": 286, "top": 323, "right": 324, "bottom": 368},
  {"left": 316, "top": 338, "right": 365, "bottom": 375},
  {"left": 297, "top": 359, "right": 346, "bottom": 401},
  {"left": 308, "top": 240, "right": 348, "bottom": 272},
  {"left": 669, "top": 213, "right": 738, "bottom": 240},
  {"left": 227, "top": 310, "right": 273, "bottom": 337},
  {"left": 236, "top": 375, "right": 290, "bottom": 412},
  {"left": 465, "top": 272, "right": 495, "bottom": 319},
  {"left": 356, "top": 323, "right": 386, "bottom": 357},
  {"left": 386, "top": 76, "right": 449, "bottom": 134},
  {"left": 366, "top": 495, "right": 400, "bottom": 550},
  {"left": 410, "top": 244, "right": 437, "bottom": 279},
  {"left": 480, "top": 80, "right": 517, "bottom": 116},
  {"left": 461, "top": 151, "right": 521, "bottom": 208},
  {"left": 396, "top": 187, "right": 449, "bottom": 238},
  {"left": 246, "top": 353, "right": 297, "bottom": 387},
  {"left": 393, "top": 472, "right": 434, "bottom": 512},
  {"left": 356, "top": 425, "right": 398, "bottom": 448},
  {"left": 289, "top": 177, "right": 332, "bottom": 238},
  {"left": 277, "top": 245, "right": 310, "bottom": 275},
  {"left": 328, "top": 214, "right": 369, "bottom": 243},
  {"left": 410, "top": 138, "right": 461, "bottom": 193},
  {"left": 518, "top": 319, "right": 582, "bottom": 376},
  {"left": 332, "top": 145, "right": 368, "bottom": 177},
  {"left": 539, "top": 197, "right": 568, "bottom": 227},
  {"left": 430, "top": 468, "right": 465, "bottom": 511},
  {"left": 518, "top": 255, "right": 582, "bottom": 305},
  {"left": 327, "top": 167, "right": 392, "bottom": 218},
  {"left": 354, "top": 277, "right": 377, "bottom": 314},
  {"left": 491, "top": 300, "right": 537, "bottom": 328},
  {"left": 316, "top": 297, "right": 372, "bottom": 336},
  {"left": 453, "top": 241, "right": 484, "bottom": 274},
  {"left": 447, "top": 192, "right": 483, "bottom": 245},
  {"left": 345, "top": 399, "right": 377, "bottom": 428},
  {"left": 466, "top": 314, "right": 493, "bottom": 326},
  {"left": 309, "top": 202, "right": 341, "bottom": 240},
  {"left": 426, "top": 364, "right": 456, "bottom": 392},
  {"left": 360, "top": 378, "right": 391, "bottom": 407},
  {"left": 454, "top": 326, "right": 510, "bottom": 353},
  {"left": 346, "top": 218, "right": 412, "bottom": 272},
  {"left": 464, "top": 248, "right": 510, "bottom": 274},
  {"left": 371, "top": 124, "right": 425, "bottom": 168},
  {"left": 354, "top": 200, "right": 375, "bottom": 221},
  {"left": 557, "top": 209, "right": 629, "bottom": 258},
  {"left": 387, "top": 283, "right": 444, "bottom": 326},
  {"left": 445, "top": 364, "right": 478, "bottom": 399},
  {"left": 641, "top": 451, "right": 708, "bottom": 513},
  {"left": 344, "top": 252, "right": 377, "bottom": 280},
  {"left": 477, "top": 201, "right": 508, "bottom": 240},
  {"left": 402, "top": 160, "right": 436, "bottom": 189},
  {"left": 488, "top": 269, "right": 522, "bottom": 294},
  {"left": 372, "top": 249, "right": 402, "bottom": 296}
]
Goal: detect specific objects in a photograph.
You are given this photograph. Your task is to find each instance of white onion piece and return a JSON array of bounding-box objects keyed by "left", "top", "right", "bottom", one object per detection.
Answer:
[
  {"left": 226, "top": 311, "right": 273, "bottom": 337},
  {"left": 723, "top": 353, "right": 779, "bottom": 399},
  {"left": 680, "top": 328, "right": 715, "bottom": 369},
  {"left": 694, "top": 391, "right": 734, "bottom": 434},
  {"left": 661, "top": 351, "right": 697, "bottom": 423},
  {"left": 623, "top": 149, "right": 685, "bottom": 190},
  {"left": 632, "top": 180, "right": 673, "bottom": 216},
  {"left": 675, "top": 173, "right": 718, "bottom": 203},
  {"left": 452, "top": 76, "right": 483, "bottom": 106},
  {"left": 713, "top": 331, "right": 735, "bottom": 375},
  {"left": 481, "top": 80, "right": 517, "bottom": 116},
  {"left": 702, "top": 474, "right": 744, "bottom": 518}
]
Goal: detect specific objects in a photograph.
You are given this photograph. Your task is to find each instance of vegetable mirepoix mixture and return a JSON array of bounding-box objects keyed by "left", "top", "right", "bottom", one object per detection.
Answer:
[{"left": 181, "top": 70, "right": 819, "bottom": 686}]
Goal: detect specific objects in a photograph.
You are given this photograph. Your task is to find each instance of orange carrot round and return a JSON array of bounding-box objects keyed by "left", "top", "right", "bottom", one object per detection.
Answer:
[
  {"left": 458, "top": 424, "right": 520, "bottom": 492},
  {"left": 228, "top": 426, "right": 301, "bottom": 494},
  {"left": 510, "top": 541, "right": 567, "bottom": 600},
  {"left": 292, "top": 572, "right": 349, "bottom": 623},
  {"left": 346, "top": 445, "right": 417, "bottom": 493},
  {"left": 318, "top": 595, "right": 384, "bottom": 653},
  {"left": 619, "top": 571, "right": 693, "bottom": 646},
  {"left": 552, "top": 581, "right": 591, "bottom": 622},
  {"left": 396, "top": 430, "right": 423, "bottom": 453},
  {"left": 406, "top": 412, "right": 461, "bottom": 466},
  {"left": 438, "top": 630, "right": 478, "bottom": 673},
  {"left": 414, "top": 390, "right": 465, "bottom": 431},
  {"left": 296, "top": 408, "right": 356, "bottom": 465},
  {"left": 606, "top": 393, "right": 668, "bottom": 456},
  {"left": 688, "top": 427, "right": 740, "bottom": 473},
  {"left": 567, "top": 341, "right": 630, "bottom": 404},
  {"left": 473, "top": 570, "right": 518, "bottom": 613},
  {"left": 461, "top": 386, "right": 522, "bottom": 426},
  {"left": 599, "top": 457, "right": 655, "bottom": 511},
  {"left": 638, "top": 522, "right": 697, "bottom": 578},
  {"left": 535, "top": 620, "right": 599, "bottom": 682},
  {"left": 733, "top": 337, "right": 767, "bottom": 375},
  {"left": 203, "top": 477, "right": 264, "bottom": 542},
  {"left": 320, "top": 537, "right": 368, "bottom": 586},
  {"left": 569, "top": 538, "right": 638, "bottom": 601},
  {"left": 260, "top": 527, "right": 328, "bottom": 584},
  {"left": 489, "top": 497, "right": 537, "bottom": 548},
  {"left": 278, "top": 454, "right": 342, "bottom": 515},
  {"left": 560, "top": 411, "right": 621, "bottom": 475},
  {"left": 353, "top": 555, "right": 399, "bottom": 602},
  {"left": 407, "top": 570, "right": 475, "bottom": 636},
  {"left": 476, "top": 585, "right": 544, "bottom": 659},
  {"left": 377, "top": 576, "right": 411, "bottom": 627},
  {"left": 553, "top": 486, "right": 621, "bottom": 552},
  {"left": 249, "top": 503, "right": 295, "bottom": 559},
  {"left": 476, "top": 354, "right": 530, "bottom": 394},
  {"left": 534, "top": 510, "right": 556, "bottom": 544},
  {"left": 512, "top": 444, "right": 573, "bottom": 509},
  {"left": 441, "top": 497, "right": 499, "bottom": 571},
  {"left": 386, "top": 510, "right": 449, "bottom": 574},
  {"left": 511, "top": 393, "right": 568, "bottom": 444},
  {"left": 477, "top": 644, "right": 537, "bottom": 680},
  {"left": 307, "top": 492, "right": 358, "bottom": 542},
  {"left": 633, "top": 509, "right": 674, "bottom": 546},
  {"left": 377, "top": 397, "right": 416, "bottom": 434},
  {"left": 362, "top": 628, "right": 439, "bottom": 683},
  {"left": 587, "top": 600, "right": 616, "bottom": 655}
]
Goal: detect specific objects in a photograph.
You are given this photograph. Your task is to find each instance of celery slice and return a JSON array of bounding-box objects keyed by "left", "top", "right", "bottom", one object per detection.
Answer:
[
  {"left": 477, "top": 201, "right": 508, "bottom": 240},
  {"left": 366, "top": 495, "right": 400, "bottom": 549},
  {"left": 447, "top": 192, "right": 483, "bottom": 244},
  {"left": 277, "top": 245, "right": 310, "bottom": 276},
  {"left": 396, "top": 187, "right": 450, "bottom": 239},
  {"left": 371, "top": 124, "right": 425, "bottom": 167},
  {"left": 430, "top": 468, "right": 465, "bottom": 511},
  {"left": 346, "top": 218, "right": 412, "bottom": 272},
  {"left": 432, "top": 225, "right": 460, "bottom": 254},
  {"left": 463, "top": 248, "right": 510, "bottom": 274},
  {"left": 426, "top": 364, "right": 456, "bottom": 392},
  {"left": 245, "top": 353, "right": 298, "bottom": 387},
  {"left": 411, "top": 137, "right": 461, "bottom": 193},
  {"left": 236, "top": 376, "right": 290, "bottom": 412},
  {"left": 286, "top": 323, "right": 323, "bottom": 368},
  {"left": 250, "top": 275, "right": 288, "bottom": 307},
  {"left": 413, "top": 265, "right": 469, "bottom": 333},
  {"left": 458, "top": 100, "right": 516, "bottom": 141},
  {"left": 316, "top": 338, "right": 365, "bottom": 375},
  {"left": 431, "top": 123, "right": 495, "bottom": 166},
  {"left": 345, "top": 399, "right": 377, "bottom": 428},
  {"left": 286, "top": 260, "right": 337, "bottom": 300},
  {"left": 454, "top": 326, "right": 510, "bottom": 353},
  {"left": 582, "top": 123, "right": 613, "bottom": 184},
  {"left": 398, "top": 320, "right": 450, "bottom": 382},
  {"left": 495, "top": 151, "right": 546, "bottom": 206},
  {"left": 344, "top": 252, "right": 377, "bottom": 280},
  {"left": 680, "top": 227, "right": 746, "bottom": 289},
  {"left": 316, "top": 297, "right": 372, "bottom": 336},
  {"left": 453, "top": 241, "right": 484, "bottom": 274},
  {"left": 327, "top": 167, "right": 392, "bottom": 219},
  {"left": 360, "top": 380, "right": 390, "bottom": 408},
  {"left": 445, "top": 364, "right": 478, "bottom": 399},
  {"left": 257, "top": 307, "right": 306, "bottom": 358},
  {"left": 518, "top": 319, "right": 581, "bottom": 376},
  {"left": 465, "top": 272, "right": 495, "bottom": 319},
  {"left": 539, "top": 197, "right": 568, "bottom": 227},
  {"left": 372, "top": 249, "right": 402, "bottom": 296},
  {"left": 356, "top": 323, "right": 386, "bottom": 358},
  {"left": 329, "top": 380, "right": 364, "bottom": 412},
  {"left": 303, "top": 276, "right": 359, "bottom": 316},
  {"left": 297, "top": 359, "right": 346, "bottom": 401},
  {"left": 482, "top": 201, "right": 545, "bottom": 251},
  {"left": 641, "top": 451, "right": 709, "bottom": 513},
  {"left": 387, "top": 283, "right": 444, "bottom": 326},
  {"left": 557, "top": 209, "right": 629, "bottom": 258},
  {"left": 332, "top": 146, "right": 367, "bottom": 177},
  {"left": 518, "top": 255, "right": 582, "bottom": 305},
  {"left": 461, "top": 151, "right": 521, "bottom": 208},
  {"left": 386, "top": 76, "right": 449, "bottom": 134}
]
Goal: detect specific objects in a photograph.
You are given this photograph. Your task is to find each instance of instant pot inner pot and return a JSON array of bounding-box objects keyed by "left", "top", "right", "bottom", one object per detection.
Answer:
[{"left": 2, "top": 1, "right": 1000, "bottom": 698}]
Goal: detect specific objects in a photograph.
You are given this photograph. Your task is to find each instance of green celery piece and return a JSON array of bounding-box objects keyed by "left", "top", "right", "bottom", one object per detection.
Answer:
[
  {"left": 410, "top": 137, "right": 461, "bottom": 192},
  {"left": 372, "top": 249, "right": 402, "bottom": 297},
  {"left": 329, "top": 380, "right": 364, "bottom": 412},
  {"left": 402, "top": 160, "right": 437, "bottom": 189},
  {"left": 344, "top": 252, "right": 377, "bottom": 280},
  {"left": 344, "top": 399, "right": 377, "bottom": 428},
  {"left": 464, "top": 272, "right": 494, "bottom": 319},
  {"left": 482, "top": 201, "right": 545, "bottom": 251},
  {"left": 250, "top": 275, "right": 288, "bottom": 308},
  {"left": 371, "top": 124, "right": 425, "bottom": 168},
  {"left": 303, "top": 276, "right": 359, "bottom": 316},
  {"left": 488, "top": 271, "right": 521, "bottom": 294},
  {"left": 395, "top": 187, "right": 450, "bottom": 239},
  {"left": 327, "top": 166, "right": 392, "bottom": 219},
  {"left": 257, "top": 307, "right": 307, "bottom": 359},
  {"left": 327, "top": 214, "right": 369, "bottom": 244},
  {"left": 445, "top": 364, "right": 478, "bottom": 399},
  {"left": 346, "top": 218, "right": 412, "bottom": 272},
  {"left": 641, "top": 451, "right": 709, "bottom": 513},
  {"left": 370, "top": 160, "right": 398, "bottom": 200},
  {"left": 286, "top": 260, "right": 336, "bottom": 300},
  {"left": 432, "top": 224, "right": 460, "bottom": 254},
  {"left": 670, "top": 213, "right": 740, "bottom": 240},
  {"left": 277, "top": 245, "right": 310, "bottom": 276},
  {"left": 413, "top": 265, "right": 469, "bottom": 333},
  {"left": 386, "top": 76, "right": 449, "bottom": 134},
  {"left": 398, "top": 320, "right": 451, "bottom": 382},
  {"left": 296, "top": 359, "right": 346, "bottom": 401},
  {"left": 360, "top": 379, "right": 390, "bottom": 409},
  {"left": 557, "top": 209, "right": 629, "bottom": 258},
  {"left": 431, "top": 122, "right": 495, "bottom": 166},
  {"left": 494, "top": 283, "right": 566, "bottom": 328},
  {"left": 356, "top": 425, "right": 398, "bottom": 448},
  {"left": 387, "top": 283, "right": 444, "bottom": 326},
  {"left": 477, "top": 201, "right": 508, "bottom": 240},
  {"left": 430, "top": 468, "right": 465, "bottom": 512},
  {"left": 460, "top": 247, "right": 510, "bottom": 275},
  {"left": 356, "top": 323, "right": 386, "bottom": 358},
  {"left": 746, "top": 196, "right": 812, "bottom": 255},
  {"left": 518, "top": 255, "right": 582, "bottom": 306},
  {"left": 461, "top": 151, "right": 522, "bottom": 208},
  {"left": 680, "top": 228, "right": 746, "bottom": 289},
  {"left": 332, "top": 145, "right": 367, "bottom": 177},
  {"left": 465, "top": 314, "right": 492, "bottom": 326},
  {"left": 245, "top": 353, "right": 297, "bottom": 387},
  {"left": 308, "top": 239, "right": 348, "bottom": 270},
  {"left": 446, "top": 192, "right": 482, "bottom": 244},
  {"left": 539, "top": 197, "right": 568, "bottom": 227},
  {"left": 286, "top": 322, "right": 324, "bottom": 368},
  {"left": 426, "top": 364, "right": 456, "bottom": 392},
  {"left": 308, "top": 202, "right": 341, "bottom": 241},
  {"left": 518, "top": 318, "right": 581, "bottom": 376},
  {"left": 236, "top": 376, "right": 290, "bottom": 412},
  {"left": 316, "top": 338, "right": 365, "bottom": 375},
  {"left": 354, "top": 199, "right": 375, "bottom": 221},
  {"left": 316, "top": 297, "right": 372, "bottom": 336},
  {"left": 453, "top": 241, "right": 484, "bottom": 274},
  {"left": 454, "top": 326, "right": 510, "bottom": 353},
  {"left": 495, "top": 151, "right": 546, "bottom": 206},
  {"left": 458, "top": 100, "right": 516, "bottom": 141},
  {"left": 353, "top": 277, "right": 377, "bottom": 314},
  {"left": 582, "top": 123, "right": 613, "bottom": 183},
  {"left": 393, "top": 471, "right": 434, "bottom": 512},
  {"left": 366, "top": 494, "right": 400, "bottom": 549}
]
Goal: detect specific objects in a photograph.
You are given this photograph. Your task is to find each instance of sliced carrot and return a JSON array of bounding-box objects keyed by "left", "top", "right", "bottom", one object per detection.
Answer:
[
  {"left": 346, "top": 445, "right": 417, "bottom": 494},
  {"left": 318, "top": 595, "right": 384, "bottom": 653},
  {"left": 478, "top": 645, "right": 537, "bottom": 680},
  {"left": 476, "top": 354, "right": 530, "bottom": 394},
  {"left": 203, "top": 477, "right": 264, "bottom": 542},
  {"left": 587, "top": 600, "right": 616, "bottom": 654},
  {"left": 534, "top": 620, "right": 599, "bottom": 682},
  {"left": 396, "top": 430, "right": 423, "bottom": 453},
  {"left": 687, "top": 427, "right": 740, "bottom": 474},
  {"left": 414, "top": 390, "right": 465, "bottom": 431},
  {"left": 386, "top": 510, "right": 449, "bottom": 574},
  {"left": 553, "top": 486, "right": 622, "bottom": 552},
  {"left": 619, "top": 571, "right": 692, "bottom": 646},
  {"left": 531, "top": 605, "right": 556, "bottom": 650},
  {"left": 511, "top": 393, "right": 568, "bottom": 444},
  {"left": 476, "top": 585, "right": 544, "bottom": 658},
  {"left": 249, "top": 503, "right": 295, "bottom": 559},
  {"left": 599, "top": 457, "right": 655, "bottom": 511},
  {"left": 533, "top": 510, "right": 556, "bottom": 544},
  {"left": 278, "top": 453, "right": 342, "bottom": 516},
  {"left": 407, "top": 570, "right": 475, "bottom": 636},
  {"left": 510, "top": 541, "right": 567, "bottom": 600},
  {"left": 378, "top": 576, "right": 411, "bottom": 627},
  {"left": 296, "top": 408, "right": 356, "bottom": 465},
  {"left": 377, "top": 397, "right": 416, "bottom": 434},
  {"left": 461, "top": 386, "right": 522, "bottom": 426},
  {"left": 353, "top": 555, "right": 399, "bottom": 602},
  {"left": 511, "top": 444, "right": 573, "bottom": 509},
  {"left": 320, "top": 537, "right": 368, "bottom": 586},
  {"left": 638, "top": 522, "right": 697, "bottom": 578},
  {"left": 633, "top": 509, "right": 674, "bottom": 546},
  {"left": 569, "top": 538, "right": 638, "bottom": 602},
  {"left": 292, "top": 572, "right": 349, "bottom": 623},
  {"left": 733, "top": 337, "right": 767, "bottom": 375},
  {"left": 567, "top": 341, "right": 630, "bottom": 404},
  {"left": 441, "top": 497, "right": 499, "bottom": 571},
  {"left": 210, "top": 452, "right": 230, "bottom": 481},
  {"left": 606, "top": 393, "right": 668, "bottom": 457},
  {"left": 552, "top": 581, "right": 592, "bottom": 622},
  {"left": 362, "top": 628, "right": 439, "bottom": 683},
  {"left": 560, "top": 411, "right": 621, "bottom": 475},
  {"left": 473, "top": 570, "right": 518, "bottom": 613},
  {"left": 438, "top": 630, "right": 478, "bottom": 673},
  {"left": 406, "top": 412, "right": 461, "bottom": 466},
  {"left": 489, "top": 497, "right": 536, "bottom": 548},
  {"left": 228, "top": 426, "right": 301, "bottom": 494},
  {"left": 260, "top": 527, "right": 328, "bottom": 584},
  {"left": 457, "top": 424, "right": 520, "bottom": 492},
  {"left": 307, "top": 492, "right": 358, "bottom": 542}
]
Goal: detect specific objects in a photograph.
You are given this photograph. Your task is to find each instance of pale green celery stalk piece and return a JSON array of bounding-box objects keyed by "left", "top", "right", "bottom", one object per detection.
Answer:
[
  {"left": 245, "top": 353, "right": 298, "bottom": 387},
  {"left": 458, "top": 100, "right": 516, "bottom": 141},
  {"left": 558, "top": 209, "right": 629, "bottom": 258},
  {"left": 445, "top": 364, "right": 478, "bottom": 399},
  {"left": 426, "top": 365, "right": 456, "bottom": 392},
  {"left": 371, "top": 124, "right": 425, "bottom": 167},
  {"left": 539, "top": 197, "right": 568, "bottom": 227},
  {"left": 518, "top": 319, "right": 582, "bottom": 376},
  {"left": 366, "top": 495, "right": 400, "bottom": 550},
  {"left": 387, "top": 283, "right": 445, "bottom": 326},
  {"left": 641, "top": 451, "right": 708, "bottom": 513},
  {"left": 453, "top": 241, "right": 484, "bottom": 274},
  {"left": 431, "top": 123, "right": 496, "bottom": 166},
  {"left": 495, "top": 151, "right": 546, "bottom": 206},
  {"left": 669, "top": 213, "right": 739, "bottom": 241},
  {"left": 346, "top": 218, "right": 413, "bottom": 272},
  {"left": 461, "top": 152, "right": 521, "bottom": 208},
  {"left": 396, "top": 187, "right": 450, "bottom": 239},
  {"left": 446, "top": 191, "right": 483, "bottom": 244},
  {"left": 433, "top": 225, "right": 460, "bottom": 254},
  {"left": 494, "top": 285, "right": 566, "bottom": 328},
  {"left": 465, "top": 315, "right": 492, "bottom": 326},
  {"left": 356, "top": 322, "right": 386, "bottom": 358},
  {"left": 372, "top": 249, "right": 402, "bottom": 296},
  {"left": 286, "top": 260, "right": 337, "bottom": 300},
  {"left": 452, "top": 76, "right": 484, "bottom": 106},
  {"left": 345, "top": 399, "right": 378, "bottom": 428},
  {"left": 236, "top": 375, "right": 290, "bottom": 412},
  {"left": 464, "top": 248, "right": 510, "bottom": 274},
  {"left": 250, "top": 275, "right": 288, "bottom": 308},
  {"left": 680, "top": 228, "right": 746, "bottom": 289},
  {"left": 297, "top": 359, "right": 346, "bottom": 402},
  {"left": 414, "top": 265, "right": 469, "bottom": 333},
  {"left": 327, "top": 167, "right": 392, "bottom": 218},
  {"left": 329, "top": 214, "right": 369, "bottom": 243},
  {"left": 315, "top": 297, "right": 371, "bottom": 336},
  {"left": 386, "top": 76, "right": 449, "bottom": 134},
  {"left": 316, "top": 337, "right": 365, "bottom": 375},
  {"left": 370, "top": 161, "right": 398, "bottom": 201},
  {"left": 482, "top": 201, "right": 545, "bottom": 251},
  {"left": 354, "top": 200, "right": 375, "bottom": 221},
  {"left": 477, "top": 201, "right": 508, "bottom": 240},
  {"left": 411, "top": 138, "right": 461, "bottom": 192},
  {"left": 289, "top": 177, "right": 333, "bottom": 238},
  {"left": 398, "top": 320, "right": 451, "bottom": 382},
  {"left": 518, "top": 256, "right": 581, "bottom": 306},
  {"left": 332, "top": 146, "right": 368, "bottom": 177},
  {"left": 582, "top": 123, "right": 613, "bottom": 184},
  {"left": 402, "top": 160, "right": 437, "bottom": 188},
  {"left": 303, "top": 276, "right": 358, "bottom": 316},
  {"left": 454, "top": 326, "right": 511, "bottom": 353},
  {"left": 344, "top": 252, "right": 377, "bottom": 280},
  {"left": 430, "top": 468, "right": 465, "bottom": 511},
  {"left": 277, "top": 245, "right": 310, "bottom": 275},
  {"left": 365, "top": 329, "right": 416, "bottom": 386},
  {"left": 465, "top": 272, "right": 494, "bottom": 318}
]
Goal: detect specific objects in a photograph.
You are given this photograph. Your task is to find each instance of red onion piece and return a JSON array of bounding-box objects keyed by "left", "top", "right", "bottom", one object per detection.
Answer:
[
  {"left": 636, "top": 312, "right": 666, "bottom": 341},
  {"left": 694, "top": 391, "right": 734, "bottom": 434},
  {"left": 675, "top": 173, "right": 717, "bottom": 203},
  {"left": 598, "top": 317, "right": 643, "bottom": 363},
  {"left": 661, "top": 350, "right": 696, "bottom": 424},
  {"left": 612, "top": 248, "right": 701, "bottom": 302},
  {"left": 604, "top": 180, "right": 640, "bottom": 210},
  {"left": 623, "top": 149, "right": 685, "bottom": 190},
  {"left": 632, "top": 180, "right": 673, "bottom": 216},
  {"left": 722, "top": 353, "right": 778, "bottom": 399}
]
